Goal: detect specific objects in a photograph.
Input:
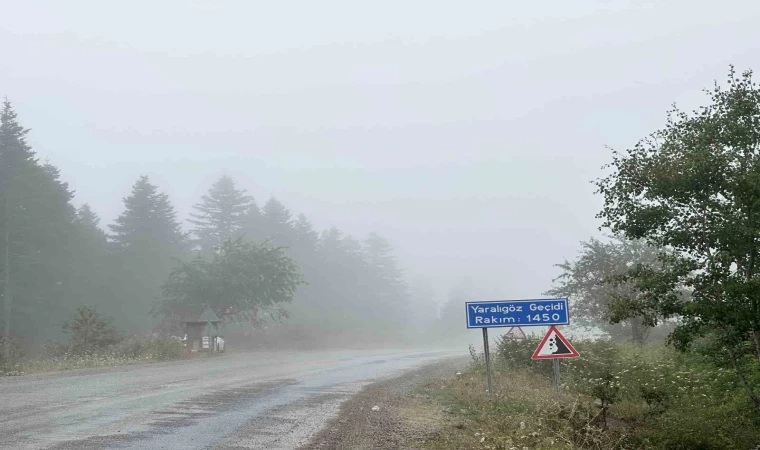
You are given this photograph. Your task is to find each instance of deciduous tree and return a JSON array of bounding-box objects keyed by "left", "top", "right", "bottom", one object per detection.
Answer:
[
  {"left": 160, "top": 238, "right": 302, "bottom": 326},
  {"left": 596, "top": 67, "right": 760, "bottom": 407},
  {"left": 546, "top": 236, "right": 665, "bottom": 343}
]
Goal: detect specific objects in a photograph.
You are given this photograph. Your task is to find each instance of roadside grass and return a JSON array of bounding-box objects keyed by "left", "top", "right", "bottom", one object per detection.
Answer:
[
  {"left": 415, "top": 366, "right": 622, "bottom": 450},
  {"left": 0, "top": 336, "right": 188, "bottom": 376},
  {"left": 416, "top": 338, "right": 760, "bottom": 450}
]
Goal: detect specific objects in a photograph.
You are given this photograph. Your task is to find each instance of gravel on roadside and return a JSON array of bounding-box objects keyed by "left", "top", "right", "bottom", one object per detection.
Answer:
[{"left": 299, "top": 356, "right": 469, "bottom": 450}]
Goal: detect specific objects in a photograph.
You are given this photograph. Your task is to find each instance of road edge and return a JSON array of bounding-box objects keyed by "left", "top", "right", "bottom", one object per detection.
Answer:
[{"left": 298, "top": 356, "right": 469, "bottom": 450}]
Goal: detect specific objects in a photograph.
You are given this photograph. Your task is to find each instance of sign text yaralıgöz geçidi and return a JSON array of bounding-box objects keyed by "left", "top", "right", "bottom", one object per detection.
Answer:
[{"left": 465, "top": 298, "right": 569, "bottom": 328}]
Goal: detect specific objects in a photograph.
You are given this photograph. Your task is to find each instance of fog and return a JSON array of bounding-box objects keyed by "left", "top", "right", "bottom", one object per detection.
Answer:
[{"left": 3, "top": 0, "right": 760, "bottom": 307}]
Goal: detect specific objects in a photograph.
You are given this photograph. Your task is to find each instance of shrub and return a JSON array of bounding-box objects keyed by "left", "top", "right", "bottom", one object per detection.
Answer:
[
  {"left": 494, "top": 335, "right": 554, "bottom": 377},
  {"left": 639, "top": 384, "right": 668, "bottom": 414},
  {"left": 0, "top": 336, "right": 24, "bottom": 363},
  {"left": 41, "top": 340, "right": 73, "bottom": 358},
  {"left": 541, "top": 398, "right": 622, "bottom": 449},
  {"left": 113, "top": 336, "right": 183, "bottom": 361},
  {"left": 493, "top": 335, "right": 760, "bottom": 448},
  {"left": 0, "top": 336, "right": 24, "bottom": 373},
  {"left": 468, "top": 344, "right": 484, "bottom": 368},
  {"left": 63, "top": 306, "right": 121, "bottom": 353},
  {"left": 1, "top": 335, "right": 185, "bottom": 376},
  {"left": 625, "top": 402, "right": 760, "bottom": 450}
]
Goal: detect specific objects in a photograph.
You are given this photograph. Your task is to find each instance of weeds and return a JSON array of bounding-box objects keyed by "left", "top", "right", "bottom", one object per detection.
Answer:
[
  {"left": 469, "top": 344, "right": 485, "bottom": 367},
  {"left": 421, "top": 337, "right": 760, "bottom": 449},
  {"left": 0, "top": 335, "right": 185, "bottom": 376},
  {"left": 418, "top": 366, "right": 623, "bottom": 450}
]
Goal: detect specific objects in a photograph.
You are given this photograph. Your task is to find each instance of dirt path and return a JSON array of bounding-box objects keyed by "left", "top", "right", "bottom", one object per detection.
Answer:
[{"left": 299, "top": 356, "right": 469, "bottom": 450}]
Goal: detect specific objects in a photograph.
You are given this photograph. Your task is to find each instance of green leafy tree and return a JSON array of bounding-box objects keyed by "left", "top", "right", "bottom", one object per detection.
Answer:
[
  {"left": 189, "top": 175, "right": 252, "bottom": 252},
  {"left": 160, "top": 238, "right": 303, "bottom": 326},
  {"left": 63, "top": 306, "right": 121, "bottom": 353},
  {"left": 545, "top": 236, "right": 666, "bottom": 343},
  {"left": 595, "top": 67, "right": 760, "bottom": 407}
]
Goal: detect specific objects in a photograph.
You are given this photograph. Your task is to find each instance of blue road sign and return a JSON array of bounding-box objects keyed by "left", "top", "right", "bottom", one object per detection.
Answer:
[{"left": 465, "top": 298, "right": 569, "bottom": 329}]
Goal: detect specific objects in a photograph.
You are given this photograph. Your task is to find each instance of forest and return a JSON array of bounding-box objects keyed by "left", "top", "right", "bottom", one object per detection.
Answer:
[{"left": 0, "top": 99, "right": 441, "bottom": 362}]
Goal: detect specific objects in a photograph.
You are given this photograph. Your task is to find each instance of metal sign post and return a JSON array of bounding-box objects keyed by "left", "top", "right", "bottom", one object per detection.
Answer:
[
  {"left": 482, "top": 327, "right": 493, "bottom": 396},
  {"left": 465, "top": 298, "right": 573, "bottom": 398},
  {"left": 532, "top": 325, "right": 579, "bottom": 395}
]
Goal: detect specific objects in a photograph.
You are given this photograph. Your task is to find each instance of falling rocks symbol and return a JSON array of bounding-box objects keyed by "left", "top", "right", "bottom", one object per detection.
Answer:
[{"left": 531, "top": 326, "right": 579, "bottom": 360}]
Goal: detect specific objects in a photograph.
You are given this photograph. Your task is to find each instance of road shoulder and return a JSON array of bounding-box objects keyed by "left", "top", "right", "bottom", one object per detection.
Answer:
[{"left": 299, "top": 357, "right": 469, "bottom": 450}]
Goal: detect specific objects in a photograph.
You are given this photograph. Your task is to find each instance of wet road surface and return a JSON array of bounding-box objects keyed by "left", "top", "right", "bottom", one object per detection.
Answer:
[{"left": 0, "top": 349, "right": 461, "bottom": 449}]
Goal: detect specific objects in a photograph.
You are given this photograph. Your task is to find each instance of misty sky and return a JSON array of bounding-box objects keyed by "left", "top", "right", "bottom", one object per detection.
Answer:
[{"left": 2, "top": 1, "right": 760, "bottom": 304}]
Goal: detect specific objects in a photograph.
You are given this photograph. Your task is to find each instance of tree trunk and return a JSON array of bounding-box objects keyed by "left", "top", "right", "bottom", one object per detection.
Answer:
[
  {"left": 745, "top": 234, "right": 760, "bottom": 366},
  {"left": 630, "top": 317, "right": 645, "bottom": 344},
  {"left": 727, "top": 344, "right": 760, "bottom": 409},
  {"left": 2, "top": 226, "right": 10, "bottom": 362},
  {"left": 752, "top": 330, "right": 760, "bottom": 367}
]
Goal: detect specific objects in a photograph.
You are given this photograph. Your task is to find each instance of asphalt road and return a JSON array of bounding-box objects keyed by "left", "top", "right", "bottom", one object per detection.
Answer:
[{"left": 0, "top": 348, "right": 462, "bottom": 449}]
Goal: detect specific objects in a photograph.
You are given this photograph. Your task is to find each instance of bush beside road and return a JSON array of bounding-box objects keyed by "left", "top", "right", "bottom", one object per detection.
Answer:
[
  {"left": 0, "top": 335, "right": 187, "bottom": 376},
  {"left": 413, "top": 338, "right": 760, "bottom": 450}
]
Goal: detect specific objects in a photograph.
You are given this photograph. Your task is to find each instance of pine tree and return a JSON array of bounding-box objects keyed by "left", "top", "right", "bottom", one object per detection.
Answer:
[
  {"left": 75, "top": 204, "right": 107, "bottom": 245},
  {"left": 261, "top": 197, "right": 293, "bottom": 247},
  {"left": 0, "top": 100, "right": 34, "bottom": 359},
  {"left": 305, "top": 228, "right": 371, "bottom": 330},
  {"left": 189, "top": 175, "right": 252, "bottom": 252},
  {"left": 110, "top": 176, "right": 185, "bottom": 253},
  {"left": 293, "top": 213, "right": 318, "bottom": 254},
  {"left": 28, "top": 162, "right": 78, "bottom": 333},
  {"left": 283, "top": 213, "right": 319, "bottom": 325},
  {"left": 63, "top": 306, "right": 120, "bottom": 353},
  {"left": 362, "top": 232, "right": 408, "bottom": 329},
  {"left": 317, "top": 227, "right": 346, "bottom": 261},
  {"left": 363, "top": 233, "right": 404, "bottom": 282},
  {"left": 109, "top": 176, "right": 186, "bottom": 331},
  {"left": 406, "top": 278, "right": 438, "bottom": 332},
  {"left": 0, "top": 100, "right": 77, "bottom": 355},
  {"left": 63, "top": 204, "right": 113, "bottom": 316},
  {"left": 241, "top": 200, "right": 264, "bottom": 242}
]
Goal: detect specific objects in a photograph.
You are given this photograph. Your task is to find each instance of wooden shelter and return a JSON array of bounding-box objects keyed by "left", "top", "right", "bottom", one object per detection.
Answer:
[{"left": 179, "top": 306, "right": 222, "bottom": 353}]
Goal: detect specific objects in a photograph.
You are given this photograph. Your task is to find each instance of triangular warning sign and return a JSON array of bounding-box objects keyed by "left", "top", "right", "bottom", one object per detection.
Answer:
[
  {"left": 504, "top": 326, "right": 526, "bottom": 341},
  {"left": 531, "top": 326, "right": 579, "bottom": 360}
]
